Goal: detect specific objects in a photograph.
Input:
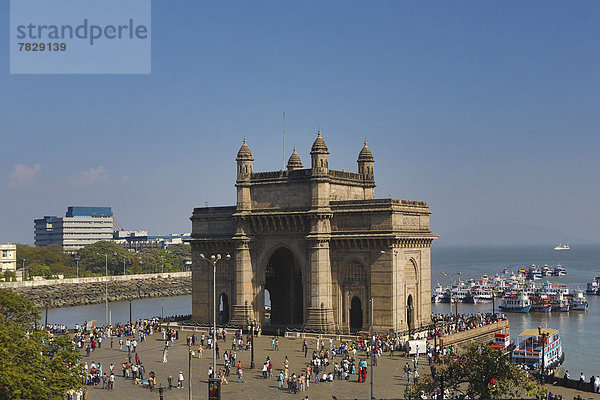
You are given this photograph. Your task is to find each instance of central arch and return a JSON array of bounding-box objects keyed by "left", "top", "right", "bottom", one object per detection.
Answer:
[{"left": 265, "top": 247, "right": 303, "bottom": 326}]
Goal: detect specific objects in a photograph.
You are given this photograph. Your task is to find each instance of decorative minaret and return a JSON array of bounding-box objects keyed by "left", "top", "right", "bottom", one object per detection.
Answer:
[
  {"left": 357, "top": 140, "right": 374, "bottom": 177},
  {"left": 310, "top": 129, "right": 329, "bottom": 174},
  {"left": 357, "top": 140, "right": 375, "bottom": 199},
  {"left": 287, "top": 146, "right": 303, "bottom": 171},
  {"left": 236, "top": 138, "right": 253, "bottom": 211}
]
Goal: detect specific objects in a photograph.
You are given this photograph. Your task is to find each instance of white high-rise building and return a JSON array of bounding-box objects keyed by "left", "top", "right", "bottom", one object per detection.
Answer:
[{"left": 34, "top": 206, "right": 115, "bottom": 252}]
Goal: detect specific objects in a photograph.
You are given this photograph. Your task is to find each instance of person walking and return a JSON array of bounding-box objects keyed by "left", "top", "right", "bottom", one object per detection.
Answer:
[
  {"left": 278, "top": 371, "right": 284, "bottom": 389},
  {"left": 237, "top": 362, "right": 244, "bottom": 383},
  {"left": 177, "top": 371, "right": 184, "bottom": 388}
]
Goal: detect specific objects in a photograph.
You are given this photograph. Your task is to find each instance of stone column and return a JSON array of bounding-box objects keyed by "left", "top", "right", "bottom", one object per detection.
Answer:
[
  {"left": 229, "top": 237, "right": 253, "bottom": 327},
  {"left": 304, "top": 232, "right": 335, "bottom": 332}
]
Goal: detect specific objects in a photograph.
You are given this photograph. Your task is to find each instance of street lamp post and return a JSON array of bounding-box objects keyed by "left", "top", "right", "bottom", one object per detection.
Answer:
[
  {"left": 123, "top": 256, "right": 126, "bottom": 275},
  {"left": 370, "top": 298, "right": 374, "bottom": 400},
  {"left": 97, "top": 252, "right": 116, "bottom": 326},
  {"left": 441, "top": 272, "right": 461, "bottom": 315},
  {"left": 188, "top": 346, "right": 193, "bottom": 400},
  {"left": 199, "top": 252, "right": 231, "bottom": 380},
  {"left": 75, "top": 255, "right": 80, "bottom": 279},
  {"left": 538, "top": 327, "right": 547, "bottom": 385},
  {"left": 21, "top": 259, "right": 26, "bottom": 281},
  {"left": 97, "top": 253, "right": 109, "bottom": 325},
  {"left": 247, "top": 317, "right": 256, "bottom": 369}
]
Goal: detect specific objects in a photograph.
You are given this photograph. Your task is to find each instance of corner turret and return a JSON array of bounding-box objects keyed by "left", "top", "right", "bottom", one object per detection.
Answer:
[
  {"left": 310, "top": 130, "right": 329, "bottom": 174},
  {"left": 357, "top": 140, "right": 374, "bottom": 179},
  {"left": 236, "top": 138, "right": 254, "bottom": 181}
]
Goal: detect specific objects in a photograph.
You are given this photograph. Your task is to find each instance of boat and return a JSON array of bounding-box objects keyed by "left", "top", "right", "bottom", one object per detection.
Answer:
[
  {"left": 472, "top": 288, "right": 494, "bottom": 304},
  {"left": 554, "top": 244, "right": 570, "bottom": 251},
  {"left": 586, "top": 276, "right": 600, "bottom": 295},
  {"left": 541, "top": 265, "right": 553, "bottom": 277},
  {"left": 553, "top": 265, "right": 567, "bottom": 276},
  {"left": 499, "top": 293, "right": 531, "bottom": 313},
  {"left": 431, "top": 283, "right": 447, "bottom": 303},
  {"left": 568, "top": 289, "right": 588, "bottom": 311},
  {"left": 527, "top": 265, "right": 542, "bottom": 280},
  {"left": 488, "top": 332, "right": 512, "bottom": 353},
  {"left": 550, "top": 292, "right": 570, "bottom": 312},
  {"left": 511, "top": 328, "right": 564, "bottom": 371},
  {"left": 530, "top": 296, "right": 552, "bottom": 313}
]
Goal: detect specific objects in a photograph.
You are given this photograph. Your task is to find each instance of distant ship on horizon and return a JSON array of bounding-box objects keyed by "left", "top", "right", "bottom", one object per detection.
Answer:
[{"left": 554, "top": 243, "right": 570, "bottom": 251}]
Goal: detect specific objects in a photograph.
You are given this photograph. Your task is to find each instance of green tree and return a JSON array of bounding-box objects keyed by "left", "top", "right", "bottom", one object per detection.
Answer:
[
  {"left": 77, "top": 241, "right": 135, "bottom": 276},
  {"left": 0, "top": 289, "right": 81, "bottom": 399},
  {"left": 406, "top": 344, "right": 546, "bottom": 399},
  {"left": 2, "top": 271, "right": 16, "bottom": 282}
]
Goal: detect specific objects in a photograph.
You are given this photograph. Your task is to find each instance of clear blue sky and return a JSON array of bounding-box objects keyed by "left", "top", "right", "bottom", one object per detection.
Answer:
[{"left": 2, "top": 1, "right": 599, "bottom": 245}]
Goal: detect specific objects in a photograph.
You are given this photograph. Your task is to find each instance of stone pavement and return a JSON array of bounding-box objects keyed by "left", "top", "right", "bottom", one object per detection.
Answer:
[
  {"left": 82, "top": 332, "right": 414, "bottom": 400},
  {"left": 81, "top": 332, "right": 600, "bottom": 400}
]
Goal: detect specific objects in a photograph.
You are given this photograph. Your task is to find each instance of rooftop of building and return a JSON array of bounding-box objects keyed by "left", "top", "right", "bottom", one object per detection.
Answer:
[{"left": 66, "top": 206, "right": 113, "bottom": 217}]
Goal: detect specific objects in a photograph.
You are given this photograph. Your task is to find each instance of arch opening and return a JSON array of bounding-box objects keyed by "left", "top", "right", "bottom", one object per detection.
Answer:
[
  {"left": 407, "top": 294, "right": 414, "bottom": 332},
  {"left": 219, "top": 293, "right": 230, "bottom": 325},
  {"left": 350, "top": 296, "right": 363, "bottom": 331},
  {"left": 265, "top": 247, "right": 303, "bottom": 327}
]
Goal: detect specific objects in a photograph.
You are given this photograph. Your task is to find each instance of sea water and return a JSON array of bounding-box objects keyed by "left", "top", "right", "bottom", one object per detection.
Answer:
[
  {"left": 432, "top": 243, "right": 600, "bottom": 378},
  {"left": 45, "top": 244, "right": 600, "bottom": 377}
]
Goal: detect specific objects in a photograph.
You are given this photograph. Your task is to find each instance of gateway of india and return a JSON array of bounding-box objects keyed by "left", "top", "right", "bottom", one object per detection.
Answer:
[{"left": 190, "top": 131, "right": 437, "bottom": 333}]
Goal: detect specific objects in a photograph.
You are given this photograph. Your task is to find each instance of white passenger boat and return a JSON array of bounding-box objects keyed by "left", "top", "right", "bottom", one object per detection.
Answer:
[
  {"left": 499, "top": 293, "right": 531, "bottom": 313},
  {"left": 512, "top": 328, "right": 564, "bottom": 370},
  {"left": 586, "top": 276, "right": 600, "bottom": 295},
  {"left": 554, "top": 244, "right": 570, "bottom": 251},
  {"left": 568, "top": 289, "right": 588, "bottom": 311}
]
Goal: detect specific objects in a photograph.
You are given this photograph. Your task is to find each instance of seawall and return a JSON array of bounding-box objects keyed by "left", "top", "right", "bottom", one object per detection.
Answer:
[{"left": 0, "top": 272, "right": 192, "bottom": 308}]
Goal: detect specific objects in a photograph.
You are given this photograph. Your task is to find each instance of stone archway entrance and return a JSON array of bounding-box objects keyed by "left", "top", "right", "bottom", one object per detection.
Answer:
[
  {"left": 265, "top": 247, "right": 303, "bottom": 326},
  {"left": 407, "top": 294, "right": 414, "bottom": 332},
  {"left": 219, "top": 293, "right": 230, "bottom": 324},
  {"left": 350, "top": 296, "right": 363, "bottom": 331}
]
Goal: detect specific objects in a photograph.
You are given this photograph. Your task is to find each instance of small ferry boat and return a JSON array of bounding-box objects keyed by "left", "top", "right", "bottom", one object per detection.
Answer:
[
  {"left": 568, "top": 289, "right": 588, "bottom": 311},
  {"left": 512, "top": 328, "right": 564, "bottom": 370},
  {"left": 472, "top": 288, "right": 494, "bottom": 304},
  {"left": 550, "top": 292, "right": 570, "bottom": 312},
  {"left": 530, "top": 296, "right": 552, "bottom": 313},
  {"left": 431, "top": 283, "right": 447, "bottom": 303},
  {"left": 488, "top": 332, "right": 511, "bottom": 353},
  {"left": 554, "top": 244, "right": 570, "bottom": 251},
  {"left": 586, "top": 276, "right": 600, "bottom": 295},
  {"left": 527, "top": 265, "right": 542, "bottom": 280},
  {"left": 499, "top": 293, "right": 531, "bottom": 313},
  {"left": 542, "top": 265, "right": 553, "bottom": 277},
  {"left": 553, "top": 265, "right": 567, "bottom": 276}
]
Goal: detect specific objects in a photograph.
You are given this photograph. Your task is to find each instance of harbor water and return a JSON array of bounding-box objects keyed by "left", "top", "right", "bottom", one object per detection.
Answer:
[
  {"left": 432, "top": 243, "right": 600, "bottom": 379},
  {"left": 41, "top": 295, "right": 192, "bottom": 328},
  {"left": 44, "top": 244, "right": 600, "bottom": 377}
]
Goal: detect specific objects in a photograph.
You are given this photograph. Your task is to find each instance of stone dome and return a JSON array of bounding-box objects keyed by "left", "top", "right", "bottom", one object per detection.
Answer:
[
  {"left": 236, "top": 138, "right": 253, "bottom": 161},
  {"left": 310, "top": 130, "right": 329, "bottom": 154},
  {"left": 287, "top": 147, "right": 303, "bottom": 170},
  {"left": 357, "top": 140, "right": 374, "bottom": 162}
]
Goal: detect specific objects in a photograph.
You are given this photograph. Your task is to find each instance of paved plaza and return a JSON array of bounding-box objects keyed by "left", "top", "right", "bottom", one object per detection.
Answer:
[
  {"left": 82, "top": 330, "right": 417, "bottom": 400},
  {"left": 80, "top": 330, "right": 599, "bottom": 400}
]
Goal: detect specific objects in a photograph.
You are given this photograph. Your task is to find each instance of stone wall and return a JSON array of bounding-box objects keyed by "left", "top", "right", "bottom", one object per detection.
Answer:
[{"left": 3, "top": 273, "right": 191, "bottom": 308}]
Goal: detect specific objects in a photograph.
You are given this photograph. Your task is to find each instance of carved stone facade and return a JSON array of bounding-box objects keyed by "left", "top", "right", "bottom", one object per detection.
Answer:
[{"left": 190, "top": 132, "right": 437, "bottom": 333}]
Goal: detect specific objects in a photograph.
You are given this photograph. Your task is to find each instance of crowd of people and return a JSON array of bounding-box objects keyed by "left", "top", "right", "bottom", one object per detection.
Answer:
[{"left": 429, "top": 312, "right": 508, "bottom": 337}]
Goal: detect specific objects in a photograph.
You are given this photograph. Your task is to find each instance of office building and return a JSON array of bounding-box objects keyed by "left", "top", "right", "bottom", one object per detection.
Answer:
[{"left": 34, "top": 206, "right": 115, "bottom": 252}]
